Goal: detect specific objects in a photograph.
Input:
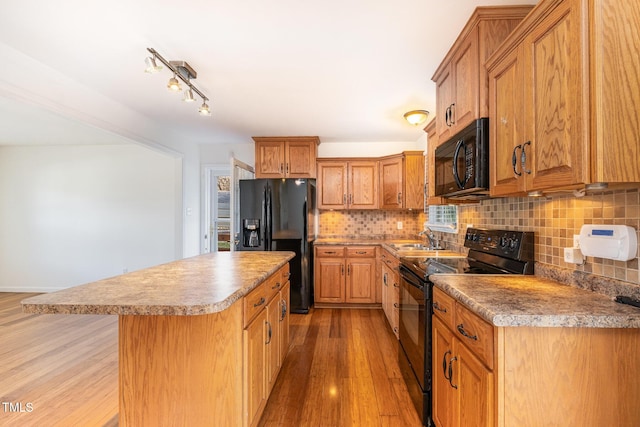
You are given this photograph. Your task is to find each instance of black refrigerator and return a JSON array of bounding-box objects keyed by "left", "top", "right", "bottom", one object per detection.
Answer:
[{"left": 237, "top": 178, "right": 316, "bottom": 313}]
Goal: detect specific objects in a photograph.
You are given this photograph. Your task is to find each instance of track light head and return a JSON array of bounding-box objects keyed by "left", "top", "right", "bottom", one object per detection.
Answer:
[
  {"left": 183, "top": 88, "right": 196, "bottom": 103},
  {"left": 167, "top": 75, "right": 182, "bottom": 92},
  {"left": 144, "top": 56, "right": 162, "bottom": 73},
  {"left": 198, "top": 101, "right": 211, "bottom": 116}
]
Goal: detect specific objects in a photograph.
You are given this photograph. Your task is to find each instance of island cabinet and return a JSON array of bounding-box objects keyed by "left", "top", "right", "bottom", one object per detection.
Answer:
[
  {"left": 316, "top": 159, "right": 378, "bottom": 210},
  {"left": 379, "top": 151, "right": 425, "bottom": 210},
  {"left": 314, "top": 246, "right": 377, "bottom": 305},
  {"left": 244, "top": 263, "right": 290, "bottom": 427},
  {"left": 253, "top": 136, "right": 319, "bottom": 179},
  {"left": 488, "top": 0, "right": 640, "bottom": 197},
  {"left": 432, "top": 6, "right": 533, "bottom": 143},
  {"left": 379, "top": 248, "right": 400, "bottom": 338},
  {"left": 432, "top": 286, "right": 640, "bottom": 427}
]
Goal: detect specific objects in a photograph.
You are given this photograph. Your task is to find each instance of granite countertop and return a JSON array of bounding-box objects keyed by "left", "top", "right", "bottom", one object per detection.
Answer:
[
  {"left": 431, "top": 274, "right": 640, "bottom": 328},
  {"left": 314, "top": 237, "right": 462, "bottom": 258},
  {"left": 21, "top": 251, "right": 295, "bottom": 316}
]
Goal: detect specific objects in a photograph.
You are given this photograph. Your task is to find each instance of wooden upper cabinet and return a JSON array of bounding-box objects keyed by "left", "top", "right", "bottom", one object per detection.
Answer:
[
  {"left": 591, "top": 0, "right": 640, "bottom": 183},
  {"left": 432, "top": 6, "right": 533, "bottom": 142},
  {"left": 253, "top": 136, "right": 319, "bottom": 179},
  {"left": 488, "top": 0, "right": 640, "bottom": 196},
  {"left": 347, "top": 161, "right": 378, "bottom": 210},
  {"left": 379, "top": 152, "right": 425, "bottom": 210},
  {"left": 317, "top": 159, "right": 378, "bottom": 210},
  {"left": 379, "top": 156, "right": 403, "bottom": 209}
]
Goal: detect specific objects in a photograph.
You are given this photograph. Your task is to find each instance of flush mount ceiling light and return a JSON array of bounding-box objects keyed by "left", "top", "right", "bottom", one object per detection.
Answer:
[
  {"left": 144, "top": 47, "right": 211, "bottom": 117},
  {"left": 403, "top": 110, "right": 430, "bottom": 126}
]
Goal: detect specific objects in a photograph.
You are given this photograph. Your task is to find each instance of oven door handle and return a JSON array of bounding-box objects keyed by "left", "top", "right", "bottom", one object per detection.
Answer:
[{"left": 399, "top": 265, "right": 425, "bottom": 291}]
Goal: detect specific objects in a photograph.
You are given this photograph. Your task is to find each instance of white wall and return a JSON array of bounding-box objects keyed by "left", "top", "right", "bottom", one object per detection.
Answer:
[
  {"left": 0, "top": 144, "right": 178, "bottom": 292},
  {"left": 318, "top": 134, "right": 426, "bottom": 157},
  {"left": 199, "top": 142, "right": 255, "bottom": 166}
]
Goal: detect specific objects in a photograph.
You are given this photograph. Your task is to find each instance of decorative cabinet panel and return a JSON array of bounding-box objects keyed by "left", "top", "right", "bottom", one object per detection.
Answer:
[{"left": 253, "top": 136, "right": 318, "bottom": 179}]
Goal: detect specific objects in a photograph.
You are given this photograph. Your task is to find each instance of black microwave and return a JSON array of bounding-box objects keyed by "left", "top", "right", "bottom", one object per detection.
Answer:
[{"left": 434, "top": 118, "right": 490, "bottom": 199}]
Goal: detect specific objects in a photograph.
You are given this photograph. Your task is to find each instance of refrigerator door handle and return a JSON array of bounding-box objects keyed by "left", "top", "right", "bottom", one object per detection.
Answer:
[{"left": 264, "top": 184, "right": 272, "bottom": 250}]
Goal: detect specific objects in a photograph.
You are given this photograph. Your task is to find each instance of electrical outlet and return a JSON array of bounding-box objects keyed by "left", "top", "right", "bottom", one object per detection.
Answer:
[
  {"left": 397, "top": 221, "right": 403, "bottom": 230},
  {"left": 573, "top": 234, "right": 580, "bottom": 248}
]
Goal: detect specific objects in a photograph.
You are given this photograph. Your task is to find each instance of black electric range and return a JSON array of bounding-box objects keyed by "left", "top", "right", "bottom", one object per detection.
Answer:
[
  {"left": 401, "top": 227, "right": 535, "bottom": 280},
  {"left": 397, "top": 228, "right": 534, "bottom": 426}
]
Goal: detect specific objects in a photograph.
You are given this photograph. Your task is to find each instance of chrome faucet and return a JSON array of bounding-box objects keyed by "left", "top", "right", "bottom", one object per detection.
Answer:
[{"left": 418, "top": 227, "right": 443, "bottom": 250}]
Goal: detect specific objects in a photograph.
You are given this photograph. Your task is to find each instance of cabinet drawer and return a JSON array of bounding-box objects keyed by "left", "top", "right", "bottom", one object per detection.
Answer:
[
  {"left": 315, "top": 246, "right": 345, "bottom": 257},
  {"left": 346, "top": 246, "right": 376, "bottom": 257},
  {"left": 454, "top": 303, "right": 494, "bottom": 369},
  {"left": 432, "top": 287, "right": 455, "bottom": 329},
  {"left": 279, "top": 263, "right": 291, "bottom": 285}
]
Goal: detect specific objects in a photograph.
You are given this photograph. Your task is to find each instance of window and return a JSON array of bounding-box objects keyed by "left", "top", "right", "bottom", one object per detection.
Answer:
[{"left": 426, "top": 205, "right": 458, "bottom": 233}]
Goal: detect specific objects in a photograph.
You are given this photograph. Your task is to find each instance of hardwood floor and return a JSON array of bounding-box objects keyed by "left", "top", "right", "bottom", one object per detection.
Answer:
[
  {"left": 259, "top": 308, "right": 422, "bottom": 427},
  {"left": 0, "top": 293, "right": 421, "bottom": 426},
  {"left": 0, "top": 292, "right": 119, "bottom": 427}
]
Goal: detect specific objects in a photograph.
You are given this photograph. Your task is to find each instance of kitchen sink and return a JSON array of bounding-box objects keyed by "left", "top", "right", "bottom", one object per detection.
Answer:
[{"left": 389, "top": 243, "right": 437, "bottom": 251}]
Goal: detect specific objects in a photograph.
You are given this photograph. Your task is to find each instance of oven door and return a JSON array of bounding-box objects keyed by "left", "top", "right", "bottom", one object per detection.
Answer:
[{"left": 398, "top": 264, "right": 427, "bottom": 390}]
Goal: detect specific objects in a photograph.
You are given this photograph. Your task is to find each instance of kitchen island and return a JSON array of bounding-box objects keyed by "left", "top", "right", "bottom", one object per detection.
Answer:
[
  {"left": 430, "top": 274, "right": 640, "bottom": 427},
  {"left": 22, "top": 251, "right": 295, "bottom": 427}
]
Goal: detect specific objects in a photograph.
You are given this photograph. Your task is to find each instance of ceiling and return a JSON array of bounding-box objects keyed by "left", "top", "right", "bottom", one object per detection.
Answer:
[{"left": 0, "top": 0, "right": 537, "bottom": 147}]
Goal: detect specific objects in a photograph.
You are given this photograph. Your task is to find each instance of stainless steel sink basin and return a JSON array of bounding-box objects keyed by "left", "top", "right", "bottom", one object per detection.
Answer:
[{"left": 390, "top": 243, "right": 436, "bottom": 251}]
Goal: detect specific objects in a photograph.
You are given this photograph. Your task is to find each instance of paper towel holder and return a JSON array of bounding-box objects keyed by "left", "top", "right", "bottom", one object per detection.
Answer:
[{"left": 579, "top": 224, "right": 638, "bottom": 261}]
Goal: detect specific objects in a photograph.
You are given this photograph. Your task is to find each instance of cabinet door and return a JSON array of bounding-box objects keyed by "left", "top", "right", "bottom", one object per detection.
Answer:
[
  {"left": 433, "top": 317, "right": 456, "bottom": 427},
  {"left": 265, "top": 296, "right": 280, "bottom": 395},
  {"left": 278, "top": 281, "right": 290, "bottom": 365},
  {"left": 591, "top": 0, "right": 640, "bottom": 183},
  {"left": 381, "top": 265, "right": 391, "bottom": 324},
  {"left": 436, "top": 65, "right": 454, "bottom": 142},
  {"left": 255, "top": 141, "right": 285, "bottom": 178},
  {"left": 317, "top": 161, "right": 347, "bottom": 209},
  {"left": 314, "top": 257, "right": 345, "bottom": 303},
  {"left": 523, "top": 0, "right": 587, "bottom": 191},
  {"left": 379, "top": 156, "right": 403, "bottom": 209},
  {"left": 456, "top": 342, "right": 493, "bottom": 427},
  {"left": 452, "top": 28, "right": 480, "bottom": 133},
  {"left": 286, "top": 140, "right": 316, "bottom": 178},
  {"left": 348, "top": 161, "right": 378, "bottom": 210},
  {"left": 403, "top": 153, "right": 425, "bottom": 210},
  {"left": 345, "top": 257, "right": 375, "bottom": 303},
  {"left": 489, "top": 45, "right": 526, "bottom": 197},
  {"left": 244, "top": 310, "right": 267, "bottom": 427}
]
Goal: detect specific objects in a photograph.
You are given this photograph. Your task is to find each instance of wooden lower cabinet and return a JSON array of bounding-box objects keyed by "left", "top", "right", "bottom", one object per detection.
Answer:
[
  {"left": 243, "top": 264, "right": 290, "bottom": 427},
  {"left": 314, "top": 246, "right": 376, "bottom": 305},
  {"left": 380, "top": 249, "right": 400, "bottom": 338},
  {"left": 432, "top": 287, "right": 640, "bottom": 427}
]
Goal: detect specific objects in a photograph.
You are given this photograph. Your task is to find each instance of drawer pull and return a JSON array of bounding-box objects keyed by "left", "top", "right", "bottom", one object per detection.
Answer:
[
  {"left": 272, "top": 282, "right": 281, "bottom": 290},
  {"left": 265, "top": 321, "right": 272, "bottom": 345},
  {"left": 324, "top": 251, "right": 337, "bottom": 255},
  {"left": 355, "top": 251, "right": 367, "bottom": 255},
  {"left": 457, "top": 323, "right": 478, "bottom": 341},
  {"left": 433, "top": 302, "right": 447, "bottom": 313},
  {"left": 393, "top": 302, "right": 399, "bottom": 309},
  {"left": 253, "top": 297, "right": 266, "bottom": 308},
  {"left": 393, "top": 282, "right": 399, "bottom": 288}
]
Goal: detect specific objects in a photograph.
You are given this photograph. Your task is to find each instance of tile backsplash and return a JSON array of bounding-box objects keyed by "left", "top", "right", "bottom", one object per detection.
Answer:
[
  {"left": 317, "top": 188, "right": 640, "bottom": 285},
  {"left": 442, "top": 188, "right": 640, "bottom": 285},
  {"left": 318, "top": 210, "right": 425, "bottom": 239}
]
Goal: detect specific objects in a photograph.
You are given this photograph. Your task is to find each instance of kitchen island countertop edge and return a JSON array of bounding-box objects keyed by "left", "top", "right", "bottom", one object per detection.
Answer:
[{"left": 21, "top": 251, "right": 295, "bottom": 316}]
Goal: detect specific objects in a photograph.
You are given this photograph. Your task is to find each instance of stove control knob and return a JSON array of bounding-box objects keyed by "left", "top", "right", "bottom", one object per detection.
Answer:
[
  {"left": 509, "top": 238, "right": 519, "bottom": 249},
  {"left": 499, "top": 236, "right": 508, "bottom": 247}
]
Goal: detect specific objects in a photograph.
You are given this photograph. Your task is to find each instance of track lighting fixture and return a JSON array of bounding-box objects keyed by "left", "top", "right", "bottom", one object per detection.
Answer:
[
  {"left": 144, "top": 56, "right": 162, "bottom": 73},
  {"left": 167, "top": 74, "right": 182, "bottom": 92},
  {"left": 198, "top": 101, "right": 211, "bottom": 116},
  {"left": 183, "top": 88, "right": 196, "bottom": 102},
  {"left": 144, "top": 47, "right": 211, "bottom": 117}
]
